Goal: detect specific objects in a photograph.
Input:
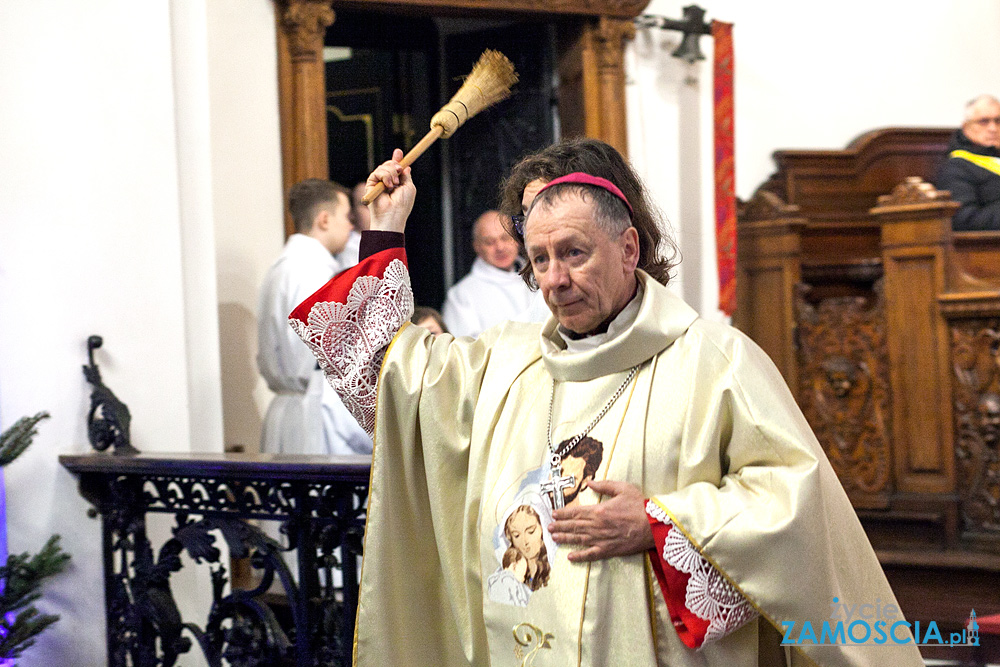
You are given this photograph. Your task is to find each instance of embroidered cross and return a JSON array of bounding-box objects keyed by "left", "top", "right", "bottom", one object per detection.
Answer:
[{"left": 541, "top": 468, "right": 576, "bottom": 510}]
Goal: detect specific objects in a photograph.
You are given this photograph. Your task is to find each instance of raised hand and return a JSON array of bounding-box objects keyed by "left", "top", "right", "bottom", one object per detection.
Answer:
[{"left": 366, "top": 148, "right": 416, "bottom": 233}]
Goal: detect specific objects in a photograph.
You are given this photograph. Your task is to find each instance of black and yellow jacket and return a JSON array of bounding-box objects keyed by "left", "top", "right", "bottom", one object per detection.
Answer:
[{"left": 935, "top": 129, "right": 1000, "bottom": 231}]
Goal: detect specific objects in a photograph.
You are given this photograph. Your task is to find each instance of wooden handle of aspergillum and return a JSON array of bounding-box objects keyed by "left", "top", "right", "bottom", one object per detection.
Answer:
[{"left": 361, "top": 125, "right": 445, "bottom": 205}]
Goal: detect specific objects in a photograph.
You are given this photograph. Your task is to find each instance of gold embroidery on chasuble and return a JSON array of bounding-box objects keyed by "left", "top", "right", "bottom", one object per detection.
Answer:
[{"left": 479, "top": 362, "right": 665, "bottom": 666}]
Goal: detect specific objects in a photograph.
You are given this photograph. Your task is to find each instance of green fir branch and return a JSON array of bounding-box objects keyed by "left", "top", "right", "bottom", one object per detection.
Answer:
[
  {"left": 0, "top": 536, "right": 70, "bottom": 660},
  {"left": 0, "top": 536, "right": 71, "bottom": 613},
  {"left": 0, "top": 606, "right": 61, "bottom": 661},
  {"left": 0, "top": 412, "right": 50, "bottom": 467},
  {"left": 0, "top": 413, "right": 70, "bottom": 660}
]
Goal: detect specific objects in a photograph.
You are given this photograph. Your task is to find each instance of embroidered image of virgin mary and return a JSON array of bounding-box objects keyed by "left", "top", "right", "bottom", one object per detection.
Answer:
[{"left": 487, "top": 493, "right": 557, "bottom": 607}]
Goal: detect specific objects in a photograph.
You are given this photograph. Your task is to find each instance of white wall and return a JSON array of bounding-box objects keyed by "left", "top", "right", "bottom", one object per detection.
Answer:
[
  {"left": 0, "top": 1, "right": 190, "bottom": 662},
  {"left": 627, "top": 0, "right": 1000, "bottom": 318},
  {"left": 206, "top": 0, "right": 286, "bottom": 454},
  {"left": 0, "top": 0, "right": 282, "bottom": 663}
]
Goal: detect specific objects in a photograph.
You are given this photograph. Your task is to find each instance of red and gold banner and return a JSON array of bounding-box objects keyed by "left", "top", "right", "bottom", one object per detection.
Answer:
[{"left": 712, "top": 20, "right": 736, "bottom": 315}]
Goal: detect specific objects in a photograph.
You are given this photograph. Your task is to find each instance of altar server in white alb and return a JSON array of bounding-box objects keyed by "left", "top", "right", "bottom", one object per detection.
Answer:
[
  {"left": 257, "top": 178, "right": 371, "bottom": 457},
  {"left": 289, "top": 141, "right": 922, "bottom": 666},
  {"left": 442, "top": 209, "right": 547, "bottom": 337}
]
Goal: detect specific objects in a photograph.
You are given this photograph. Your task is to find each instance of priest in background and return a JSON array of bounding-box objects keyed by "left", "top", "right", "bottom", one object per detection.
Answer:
[
  {"left": 442, "top": 209, "right": 547, "bottom": 337},
  {"left": 257, "top": 178, "right": 371, "bottom": 457},
  {"left": 289, "top": 142, "right": 921, "bottom": 666}
]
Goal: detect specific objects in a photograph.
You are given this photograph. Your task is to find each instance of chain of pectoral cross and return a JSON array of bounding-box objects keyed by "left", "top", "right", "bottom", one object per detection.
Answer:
[{"left": 541, "top": 364, "right": 639, "bottom": 510}]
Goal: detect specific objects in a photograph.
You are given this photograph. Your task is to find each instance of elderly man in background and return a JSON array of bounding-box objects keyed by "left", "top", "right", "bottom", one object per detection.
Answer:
[
  {"left": 441, "top": 209, "right": 546, "bottom": 337},
  {"left": 936, "top": 94, "right": 1000, "bottom": 230},
  {"left": 257, "top": 178, "right": 371, "bottom": 457}
]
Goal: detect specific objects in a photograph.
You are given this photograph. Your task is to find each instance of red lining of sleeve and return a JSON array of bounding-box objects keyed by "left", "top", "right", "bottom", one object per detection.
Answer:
[
  {"left": 647, "top": 513, "right": 710, "bottom": 649},
  {"left": 290, "top": 247, "right": 407, "bottom": 322}
]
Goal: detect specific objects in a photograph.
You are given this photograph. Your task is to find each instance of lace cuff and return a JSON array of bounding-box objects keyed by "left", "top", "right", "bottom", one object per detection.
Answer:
[
  {"left": 289, "top": 250, "right": 414, "bottom": 436},
  {"left": 645, "top": 500, "right": 758, "bottom": 649}
]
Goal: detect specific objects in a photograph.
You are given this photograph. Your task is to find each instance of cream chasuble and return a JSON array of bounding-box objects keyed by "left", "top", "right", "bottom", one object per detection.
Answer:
[{"left": 290, "top": 251, "right": 923, "bottom": 667}]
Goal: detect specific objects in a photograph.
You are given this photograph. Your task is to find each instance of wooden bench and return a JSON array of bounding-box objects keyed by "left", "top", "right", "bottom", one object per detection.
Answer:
[{"left": 736, "top": 128, "right": 1000, "bottom": 652}]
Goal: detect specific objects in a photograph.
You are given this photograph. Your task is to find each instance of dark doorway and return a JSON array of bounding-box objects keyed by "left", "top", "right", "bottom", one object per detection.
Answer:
[
  {"left": 443, "top": 21, "right": 557, "bottom": 283},
  {"left": 325, "top": 10, "right": 556, "bottom": 310}
]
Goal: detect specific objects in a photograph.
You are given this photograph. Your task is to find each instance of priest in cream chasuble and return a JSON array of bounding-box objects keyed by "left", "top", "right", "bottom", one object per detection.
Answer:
[{"left": 290, "top": 148, "right": 923, "bottom": 667}]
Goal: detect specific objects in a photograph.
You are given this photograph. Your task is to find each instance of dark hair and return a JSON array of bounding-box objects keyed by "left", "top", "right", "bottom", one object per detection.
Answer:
[
  {"left": 410, "top": 306, "right": 449, "bottom": 334},
  {"left": 563, "top": 436, "right": 603, "bottom": 481},
  {"left": 499, "top": 138, "right": 678, "bottom": 287},
  {"left": 289, "top": 179, "right": 350, "bottom": 234}
]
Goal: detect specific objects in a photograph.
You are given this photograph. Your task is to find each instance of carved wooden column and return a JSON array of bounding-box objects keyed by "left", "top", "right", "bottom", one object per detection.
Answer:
[
  {"left": 734, "top": 190, "right": 807, "bottom": 391},
  {"left": 277, "top": 0, "right": 334, "bottom": 234},
  {"left": 558, "top": 15, "right": 634, "bottom": 158},
  {"left": 872, "top": 178, "right": 959, "bottom": 501},
  {"left": 593, "top": 17, "right": 634, "bottom": 156}
]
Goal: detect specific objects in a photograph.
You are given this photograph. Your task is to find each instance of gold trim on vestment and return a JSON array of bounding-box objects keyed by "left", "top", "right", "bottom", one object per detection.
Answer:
[
  {"left": 351, "top": 320, "right": 413, "bottom": 665},
  {"left": 513, "top": 622, "right": 554, "bottom": 666},
  {"left": 488, "top": 359, "right": 551, "bottom": 525},
  {"left": 647, "top": 497, "right": 821, "bottom": 667},
  {"left": 642, "top": 352, "right": 662, "bottom": 654},
  {"left": 575, "top": 363, "right": 645, "bottom": 666},
  {"left": 644, "top": 555, "right": 659, "bottom": 650}
]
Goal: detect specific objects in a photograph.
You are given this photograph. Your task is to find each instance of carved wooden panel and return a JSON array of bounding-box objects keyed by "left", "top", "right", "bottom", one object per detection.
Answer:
[
  {"left": 734, "top": 190, "right": 806, "bottom": 390},
  {"left": 761, "top": 128, "right": 953, "bottom": 224},
  {"left": 948, "top": 231, "right": 1000, "bottom": 292},
  {"left": 950, "top": 317, "right": 1000, "bottom": 535},
  {"left": 796, "top": 281, "right": 893, "bottom": 505}
]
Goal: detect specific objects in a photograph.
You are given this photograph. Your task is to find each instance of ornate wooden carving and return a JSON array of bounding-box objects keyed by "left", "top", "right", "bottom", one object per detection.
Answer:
[
  {"left": 876, "top": 176, "right": 951, "bottom": 207},
  {"left": 796, "top": 281, "right": 893, "bottom": 503},
  {"left": 278, "top": 0, "right": 336, "bottom": 236},
  {"left": 738, "top": 188, "right": 802, "bottom": 222},
  {"left": 950, "top": 318, "right": 1000, "bottom": 534},
  {"left": 760, "top": 127, "right": 954, "bottom": 224},
  {"left": 332, "top": 0, "right": 649, "bottom": 18},
  {"left": 283, "top": 0, "right": 335, "bottom": 62},
  {"left": 738, "top": 127, "right": 1000, "bottom": 563}
]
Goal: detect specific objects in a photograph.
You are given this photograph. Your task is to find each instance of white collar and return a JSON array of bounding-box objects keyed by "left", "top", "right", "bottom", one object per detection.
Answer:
[{"left": 557, "top": 281, "right": 644, "bottom": 354}]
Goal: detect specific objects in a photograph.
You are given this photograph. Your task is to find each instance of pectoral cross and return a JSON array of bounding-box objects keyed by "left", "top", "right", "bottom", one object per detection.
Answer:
[{"left": 541, "top": 466, "right": 576, "bottom": 510}]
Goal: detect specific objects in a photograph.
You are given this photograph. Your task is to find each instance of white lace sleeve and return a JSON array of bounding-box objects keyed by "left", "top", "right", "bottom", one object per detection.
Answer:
[
  {"left": 289, "top": 259, "right": 414, "bottom": 436},
  {"left": 645, "top": 500, "right": 758, "bottom": 647}
]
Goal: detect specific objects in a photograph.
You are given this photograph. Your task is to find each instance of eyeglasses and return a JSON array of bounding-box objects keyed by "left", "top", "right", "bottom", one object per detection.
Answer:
[{"left": 970, "top": 116, "right": 1000, "bottom": 127}]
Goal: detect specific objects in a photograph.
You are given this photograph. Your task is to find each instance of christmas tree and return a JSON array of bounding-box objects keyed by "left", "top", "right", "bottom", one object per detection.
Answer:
[{"left": 0, "top": 413, "right": 70, "bottom": 662}]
